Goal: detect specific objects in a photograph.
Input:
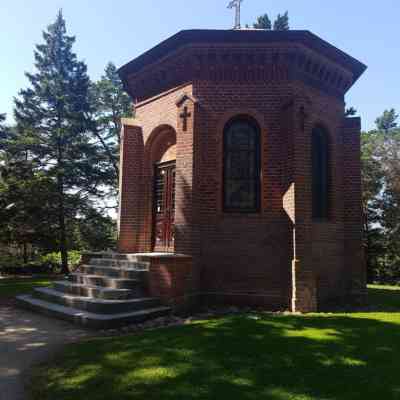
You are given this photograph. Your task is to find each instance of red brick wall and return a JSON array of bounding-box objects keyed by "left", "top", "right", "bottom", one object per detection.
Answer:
[
  {"left": 192, "top": 81, "right": 293, "bottom": 309},
  {"left": 299, "top": 84, "right": 346, "bottom": 308},
  {"left": 118, "top": 125, "right": 146, "bottom": 253},
  {"left": 136, "top": 85, "right": 194, "bottom": 252},
  {"left": 118, "top": 44, "right": 365, "bottom": 311},
  {"left": 343, "top": 117, "right": 366, "bottom": 302},
  {"left": 145, "top": 256, "right": 193, "bottom": 308}
]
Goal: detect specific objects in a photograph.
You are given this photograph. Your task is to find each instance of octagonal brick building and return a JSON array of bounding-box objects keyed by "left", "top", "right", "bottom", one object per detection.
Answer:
[{"left": 117, "top": 29, "right": 367, "bottom": 312}]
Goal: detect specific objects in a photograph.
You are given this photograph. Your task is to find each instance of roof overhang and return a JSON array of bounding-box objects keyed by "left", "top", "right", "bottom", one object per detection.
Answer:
[{"left": 119, "top": 29, "right": 366, "bottom": 84}]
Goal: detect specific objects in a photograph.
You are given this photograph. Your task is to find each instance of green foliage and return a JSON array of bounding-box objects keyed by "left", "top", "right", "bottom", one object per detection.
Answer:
[
  {"left": 252, "top": 11, "right": 290, "bottom": 30},
  {"left": 253, "top": 14, "right": 272, "bottom": 29},
  {"left": 375, "top": 108, "right": 398, "bottom": 133},
  {"left": 29, "top": 286, "right": 400, "bottom": 400},
  {"left": 0, "top": 113, "right": 5, "bottom": 128},
  {"left": 0, "top": 253, "right": 24, "bottom": 270},
  {"left": 40, "top": 250, "right": 81, "bottom": 268},
  {"left": 12, "top": 11, "right": 115, "bottom": 273},
  {"left": 72, "top": 208, "right": 117, "bottom": 251},
  {"left": 345, "top": 106, "right": 357, "bottom": 116},
  {"left": 91, "top": 62, "right": 133, "bottom": 198},
  {"left": 273, "top": 11, "right": 289, "bottom": 31},
  {"left": 362, "top": 109, "right": 400, "bottom": 284},
  {"left": 92, "top": 62, "right": 133, "bottom": 180},
  {"left": 0, "top": 250, "right": 81, "bottom": 275}
]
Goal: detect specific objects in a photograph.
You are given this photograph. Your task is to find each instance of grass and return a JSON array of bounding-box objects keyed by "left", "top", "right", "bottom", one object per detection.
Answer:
[
  {"left": 30, "top": 285, "right": 400, "bottom": 400},
  {"left": 0, "top": 277, "right": 53, "bottom": 298}
]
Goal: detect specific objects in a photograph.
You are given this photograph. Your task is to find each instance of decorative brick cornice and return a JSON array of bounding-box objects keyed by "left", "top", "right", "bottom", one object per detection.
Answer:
[
  {"left": 124, "top": 44, "right": 355, "bottom": 102},
  {"left": 119, "top": 30, "right": 366, "bottom": 82}
]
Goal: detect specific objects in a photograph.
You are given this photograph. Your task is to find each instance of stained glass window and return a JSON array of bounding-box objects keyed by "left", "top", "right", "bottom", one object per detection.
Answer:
[
  {"left": 312, "top": 126, "right": 330, "bottom": 219},
  {"left": 223, "top": 116, "right": 261, "bottom": 212}
]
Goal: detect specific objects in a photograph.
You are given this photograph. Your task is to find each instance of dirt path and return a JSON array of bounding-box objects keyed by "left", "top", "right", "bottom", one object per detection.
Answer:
[{"left": 0, "top": 303, "right": 90, "bottom": 400}]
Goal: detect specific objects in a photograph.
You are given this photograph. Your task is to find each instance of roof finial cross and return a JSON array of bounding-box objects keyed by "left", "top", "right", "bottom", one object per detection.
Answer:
[{"left": 227, "top": 0, "right": 243, "bottom": 30}]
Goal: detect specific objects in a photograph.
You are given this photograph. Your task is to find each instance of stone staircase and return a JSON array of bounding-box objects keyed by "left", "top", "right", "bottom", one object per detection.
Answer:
[{"left": 17, "top": 255, "right": 171, "bottom": 329}]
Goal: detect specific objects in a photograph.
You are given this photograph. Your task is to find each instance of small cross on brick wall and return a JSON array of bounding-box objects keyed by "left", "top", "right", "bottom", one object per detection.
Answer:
[{"left": 179, "top": 106, "right": 191, "bottom": 132}]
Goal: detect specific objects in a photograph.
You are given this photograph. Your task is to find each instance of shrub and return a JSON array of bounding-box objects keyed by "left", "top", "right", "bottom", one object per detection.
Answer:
[
  {"left": 40, "top": 251, "right": 82, "bottom": 270},
  {"left": 0, "top": 251, "right": 82, "bottom": 275}
]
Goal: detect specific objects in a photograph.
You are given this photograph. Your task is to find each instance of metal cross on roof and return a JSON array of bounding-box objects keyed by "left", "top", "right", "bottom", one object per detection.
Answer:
[{"left": 227, "top": 0, "right": 243, "bottom": 30}]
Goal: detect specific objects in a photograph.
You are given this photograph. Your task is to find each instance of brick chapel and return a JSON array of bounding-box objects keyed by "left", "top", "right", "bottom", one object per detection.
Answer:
[{"left": 117, "top": 29, "right": 367, "bottom": 313}]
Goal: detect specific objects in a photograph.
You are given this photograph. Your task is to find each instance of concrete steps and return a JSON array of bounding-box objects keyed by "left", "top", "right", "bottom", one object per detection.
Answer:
[
  {"left": 79, "top": 265, "right": 145, "bottom": 279},
  {"left": 90, "top": 258, "right": 148, "bottom": 268},
  {"left": 17, "top": 295, "right": 170, "bottom": 329},
  {"left": 53, "top": 281, "right": 139, "bottom": 300},
  {"left": 16, "top": 256, "right": 171, "bottom": 328},
  {"left": 71, "top": 273, "right": 140, "bottom": 290},
  {"left": 34, "top": 288, "right": 161, "bottom": 314}
]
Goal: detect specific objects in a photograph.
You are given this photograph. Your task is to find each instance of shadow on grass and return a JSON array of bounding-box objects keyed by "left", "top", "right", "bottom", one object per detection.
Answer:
[
  {"left": 31, "top": 304, "right": 400, "bottom": 400},
  {"left": 320, "top": 285, "right": 400, "bottom": 314},
  {"left": 364, "top": 285, "right": 400, "bottom": 312}
]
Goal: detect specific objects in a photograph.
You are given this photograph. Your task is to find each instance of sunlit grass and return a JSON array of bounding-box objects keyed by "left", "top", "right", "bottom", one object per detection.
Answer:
[
  {"left": 0, "top": 278, "right": 53, "bottom": 298},
  {"left": 30, "top": 285, "right": 400, "bottom": 400}
]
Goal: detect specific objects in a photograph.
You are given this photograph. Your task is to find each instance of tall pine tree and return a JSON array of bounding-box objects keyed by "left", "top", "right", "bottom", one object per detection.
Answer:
[
  {"left": 0, "top": 114, "right": 5, "bottom": 129},
  {"left": 14, "top": 11, "right": 113, "bottom": 273},
  {"left": 375, "top": 108, "right": 399, "bottom": 133},
  {"left": 92, "top": 62, "right": 133, "bottom": 180},
  {"left": 361, "top": 130, "right": 385, "bottom": 282},
  {"left": 253, "top": 14, "right": 272, "bottom": 29},
  {"left": 273, "top": 12, "right": 290, "bottom": 30},
  {"left": 253, "top": 11, "right": 290, "bottom": 31}
]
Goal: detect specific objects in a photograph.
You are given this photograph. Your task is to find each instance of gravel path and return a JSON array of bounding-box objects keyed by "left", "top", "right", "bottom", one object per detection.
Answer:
[{"left": 0, "top": 302, "right": 90, "bottom": 400}]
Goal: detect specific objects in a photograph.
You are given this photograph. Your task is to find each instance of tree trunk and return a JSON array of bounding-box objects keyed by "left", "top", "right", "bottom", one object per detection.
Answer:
[
  {"left": 57, "top": 175, "right": 69, "bottom": 275},
  {"left": 23, "top": 242, "right": 28, "bottom": 265}
]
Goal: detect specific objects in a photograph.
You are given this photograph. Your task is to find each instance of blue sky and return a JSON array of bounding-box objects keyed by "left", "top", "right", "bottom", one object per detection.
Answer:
[{"left": 1, "top": 0, "right": 398, "bottom": 130}]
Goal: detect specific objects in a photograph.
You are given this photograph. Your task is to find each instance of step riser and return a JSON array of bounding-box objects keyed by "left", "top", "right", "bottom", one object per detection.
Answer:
[
  {"left": 79, "top": 265, "right": 145, "bottom": 280},
  {"left": 53, "top": 282, "right": 142, "bottom": 300},
  {"left": 71, "top": 275, "right": 140, "bottom": 290},
  {"left": 35, "top": 290, "right": 161, "bottom": 315},
  {"left": 17, "top": 296, "right": 171, "bottom": 329},
  {"left": 90, "top": 259, "right": 149, "bottom": 269}
]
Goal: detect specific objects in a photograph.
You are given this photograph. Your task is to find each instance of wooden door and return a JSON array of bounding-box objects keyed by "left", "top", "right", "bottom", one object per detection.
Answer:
[{"left": 153, "top": 161, "right": 176, "bottom": 252}]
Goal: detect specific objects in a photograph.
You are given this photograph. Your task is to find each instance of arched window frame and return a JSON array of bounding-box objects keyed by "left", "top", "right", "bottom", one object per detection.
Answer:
[
  {"left": 312, "top": 125, "right": 330, "bottom": 220},
  {"left": 223, "top": 115, "right": 261, "bottom": 213}
]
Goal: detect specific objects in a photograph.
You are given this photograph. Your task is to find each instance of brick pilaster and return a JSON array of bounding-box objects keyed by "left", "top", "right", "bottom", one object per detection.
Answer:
[
  {"left": 290, "top": 100, "right": 317, "bottom": 313},
  {"left": 174, "top": 97, "right": 198, "bottom": 255},
  {"left": 343, "top": 117, "right": 367, "bottom": 301},
  {"left": 117, "top": 122, "right": 146, "bottom": 253}
]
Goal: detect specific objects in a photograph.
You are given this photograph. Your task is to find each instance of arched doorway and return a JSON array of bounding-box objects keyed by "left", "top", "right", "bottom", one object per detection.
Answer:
[{"left": 148, "top": 127, "right": 177, "bottom": 252}]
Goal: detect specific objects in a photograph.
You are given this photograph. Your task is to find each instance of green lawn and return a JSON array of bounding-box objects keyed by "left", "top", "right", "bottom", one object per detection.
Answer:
[
  {"left": 0, "top": 277, "right": 53, "bottom": 298},
  {"left": 30, "top": 285, "right": 400, "bottom": 400}
]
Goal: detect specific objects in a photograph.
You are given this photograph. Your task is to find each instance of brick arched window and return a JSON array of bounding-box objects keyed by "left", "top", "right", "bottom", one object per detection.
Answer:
[
  {"left": 312, "top": 125, "right": 330, "bottom": 219},
  {"left": 223, "top": 116, "right": 261, "bottom": 212}
]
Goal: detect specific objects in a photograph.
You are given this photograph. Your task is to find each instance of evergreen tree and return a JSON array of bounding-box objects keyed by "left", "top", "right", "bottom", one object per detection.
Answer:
[
  {"left": 362, "top": 109, "right": 400, "bottom": 283},
  {"left": 0, "top": 160, "right": 60, "bottom": 262},
  {"left": 92, "top": 62, "right": 133, "bottom": 181},
  {"left": 253, "top": 11, "right": 290, "bottom": 31},
  {"left": 361, "top": 131, "right": 385, "bottom": 282},
  {"left": 375, "top": 108, "right": 398, "bottom": 133},
  {"left": 273, "top": 11, "right": 290, "bottom": 31},
  {"left": 345, "top": 107, "right": 357, "bottom": 117},
  {"left": 73, "top": 207, "right": 116, "bottom": 251},
  {"left": 253, "top": 14, "right": 272, "bottom": 29},
  {"left": 13, "top": 11, "right": 113, "bottom": 274},
  {"left": 0, "top": 114, "right": 5, "bottom": 129}
]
